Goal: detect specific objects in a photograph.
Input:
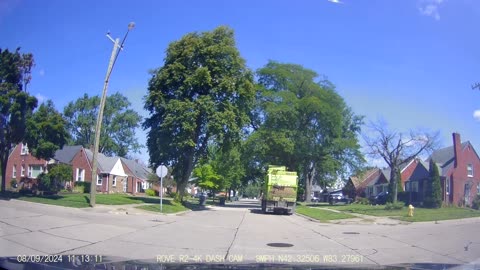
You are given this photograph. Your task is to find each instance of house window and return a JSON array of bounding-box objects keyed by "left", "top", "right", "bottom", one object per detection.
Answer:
[
  {"left": 76, "top": 168, "right": 85, "bottom": 182},
  {"left": 20, "top": 143, "right": 28, "bottom": 155},
  {"left": 446, "top": 177, "right": 451, "bottom": 195},
  {"left": 21, "top": 165, "right": 25, "bottom": 177},
  {"left": 467, "top": 164, "right": 473, "bottom": 177},
  {"left": 405, "top": 182, "right": 418, "bottom": 192},
  {"left": 97, "top": 175, "right": 102, "bottom": 185},
  {"left": 112, "top": 176, "right": 117, "bottom": 186},
  {"left": 12, "top": 166, "right": 16, "bottom": 178},
  {"left": 28, "top": 165, "right": 43, "bottom": 179}
]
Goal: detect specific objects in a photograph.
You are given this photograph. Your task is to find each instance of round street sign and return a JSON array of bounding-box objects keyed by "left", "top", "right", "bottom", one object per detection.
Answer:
[{"left": 156, "top": 165, "right": 168, "bottom": 178}]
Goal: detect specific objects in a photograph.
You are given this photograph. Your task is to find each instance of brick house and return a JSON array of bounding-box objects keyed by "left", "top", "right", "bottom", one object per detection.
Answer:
[
  {"left": 121, "top": 158, "right": 153, "bottom": 194},
  {"left": 82, "top": 149, "right": 128, "bottom": 193},
  {"left": 426, "top": 133, "right": 480, "bottom": 206},
  {"left": 5, "top": 143, "right": 47, "bottom": 190},
  {"left": 346, "top": 160, "right": 420, "bottom": 199}
]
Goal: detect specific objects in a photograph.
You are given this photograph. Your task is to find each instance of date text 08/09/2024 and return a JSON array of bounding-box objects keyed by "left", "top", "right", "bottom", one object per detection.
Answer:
[
  {"left": 155, "top": 254, "right": 364, "bottom": 263},
  {"left": 16, "top": 255, "right": 103, "bottom": 264}
]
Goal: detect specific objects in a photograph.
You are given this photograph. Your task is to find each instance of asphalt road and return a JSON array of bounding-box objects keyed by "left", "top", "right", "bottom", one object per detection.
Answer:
[{"left": 0, "top": 198, "right": 479, "bottom": 267}]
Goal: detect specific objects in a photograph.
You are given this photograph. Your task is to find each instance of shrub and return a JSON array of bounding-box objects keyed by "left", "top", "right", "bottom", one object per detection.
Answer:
[
  {"left": 73, "top": 182, "right": 90, "bottom": 193},
  {"left": 472, "top": 195, "right": 480, "bottom": 210},
  {"left": 145, "top": 188, "right": 156, "bottom": 196},
  {"left": 385, "top": 202, "right": 404, "bottom": 210},
  {"left": 355, "top": 197, "right": 370, "bottom": 205},
  {"left": 10, "top": 179, "right": 17, "bottom": 189},
  {"left": 169, "top": 192, "right": 181, "bottom": 203}
]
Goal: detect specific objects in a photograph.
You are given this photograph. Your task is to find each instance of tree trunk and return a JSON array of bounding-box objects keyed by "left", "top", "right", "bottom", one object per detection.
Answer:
[
  {"left": 0, "top": 150, "right": 8, "bottom": 193},
  {"left": 389, "top": 168, "right": 398, "bottom": 203},
  {"left": 304, "top": 163, "right": 315, "bottom": 203}
]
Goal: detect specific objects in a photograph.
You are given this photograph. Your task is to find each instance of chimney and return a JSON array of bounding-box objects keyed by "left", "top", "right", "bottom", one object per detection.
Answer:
[{"left": 453, "top": 132, "right": 461, "bottom": 168}]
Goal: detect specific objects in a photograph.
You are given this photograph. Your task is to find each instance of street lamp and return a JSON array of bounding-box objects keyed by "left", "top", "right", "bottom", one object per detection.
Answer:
[{"left": 90, "top": 22, "right": 135, "bottom": 207}]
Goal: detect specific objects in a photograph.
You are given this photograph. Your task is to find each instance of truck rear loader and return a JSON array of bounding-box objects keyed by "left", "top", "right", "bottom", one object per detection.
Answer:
[{"left": 261, "top": 165, "right": 298, "bottom": 215}]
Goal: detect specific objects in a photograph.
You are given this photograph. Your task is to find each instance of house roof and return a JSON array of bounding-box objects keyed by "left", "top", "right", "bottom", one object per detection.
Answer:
[
  {"left": 407, "top": 161, "right": 430, "bottom": 181},
  {"left": 349, "top": 168, "right": 378, "bottom": 188},
  {"left": 83, "top": 149, "right": 118, "bottom": 173},
  {"left": 427, "top": 142, "right": 469, "bottom": 166},
  {"left": 121, "top": 157, "right": 152, "bottom": 180},
  {"left": 54, "top": 145, "right": 82, "bottom": 164}
]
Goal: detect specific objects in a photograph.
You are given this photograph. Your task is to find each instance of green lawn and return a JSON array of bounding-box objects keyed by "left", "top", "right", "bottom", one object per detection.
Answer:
[
  {"left": 135, "top": 202, "right": 189, "bottom": 214},
  {"left": 296, "top": 205, "right": 354, "bottom": 222},
  {"left": 12, "top": 193, "right": 170, "bottom": 208},
  {"left": 308, "top": 203, "right": 480, "bottom": 222},
  {"left": 395, "top": 207, "right": 480, "bottom": 222}
]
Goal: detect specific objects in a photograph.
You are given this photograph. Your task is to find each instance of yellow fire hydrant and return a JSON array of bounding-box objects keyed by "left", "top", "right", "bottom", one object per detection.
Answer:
[{"left": 408, "top": 204, "right": 415, "bottom": 217}]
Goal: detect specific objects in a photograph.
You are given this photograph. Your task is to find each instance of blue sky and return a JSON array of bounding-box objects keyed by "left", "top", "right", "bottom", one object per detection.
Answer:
[{"left": 1, "top": 0, "right": 479, "bottom": 167}]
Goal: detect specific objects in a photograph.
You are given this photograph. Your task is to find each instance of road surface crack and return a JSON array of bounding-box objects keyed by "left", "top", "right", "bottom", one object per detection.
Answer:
[{"left": 224, "top": 210, "right": 247, "bottom": 260}]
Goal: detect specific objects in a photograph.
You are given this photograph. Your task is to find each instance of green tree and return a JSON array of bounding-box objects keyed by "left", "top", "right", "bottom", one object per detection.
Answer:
[
  {"left": 193, "top": 163, "right": 221, "bottom": 191},
  {"left": 25, "top": 100, "right": 69, "bottom": 160},
  {"left": 37, "top": 163, "right": 72, "bottom": 193},
  {"left": 0, "top": 48, "right": 38, "bottom": 193},
  {"left": 250, "top": 61, "right": 365, "bottom": 202},
  {"left": 144, "top": 26, "right": 255, "bottom": 199},
  {"left": 210, "top": 144, "right": 245, "bottom": 198},
  {"left": 424, "top": 159, "right": 442, "bottom": 208},
  {"left": 63, "top": 92, "right": 142, "bottom": 157},
  {"left": 364, "top": 120, "right": 439, "bottom": 203}
]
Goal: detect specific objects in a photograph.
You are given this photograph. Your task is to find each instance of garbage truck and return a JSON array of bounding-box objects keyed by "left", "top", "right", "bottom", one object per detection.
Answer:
[{"left": 261, "top": 165, "right": 298, "bottom": 215}]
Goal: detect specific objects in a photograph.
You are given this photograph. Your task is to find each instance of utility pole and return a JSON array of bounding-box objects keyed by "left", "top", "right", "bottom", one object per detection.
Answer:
[{"left": 90, "top": 22, "right": 135, "bottom": 207}]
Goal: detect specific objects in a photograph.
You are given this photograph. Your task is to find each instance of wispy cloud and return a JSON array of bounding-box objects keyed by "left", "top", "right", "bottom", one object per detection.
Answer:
[
  {"left": 418, "top": 0, "right": 444, "bottom": 21},
  {"left": 474, "top": 110, "right": 480, "bottom": 121},
  {"left": 35, "top": 93, "right": 47, "bottom": 104},
  {"left": 39, "top": 69, "right": 45, "bottom": 76},
  {"left": 328, "top": 0, "right": 343, "bottom": 4}
]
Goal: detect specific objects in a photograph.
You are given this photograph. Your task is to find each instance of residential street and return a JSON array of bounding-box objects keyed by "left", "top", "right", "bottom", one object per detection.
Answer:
[{"left": 1, "top": 198, "right": 479, "bottom": 267}]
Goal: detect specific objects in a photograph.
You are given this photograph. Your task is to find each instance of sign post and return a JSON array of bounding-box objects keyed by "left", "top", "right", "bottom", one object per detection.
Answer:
[{"left": 156, "top": 165, "right": 168, "bottom": 213}]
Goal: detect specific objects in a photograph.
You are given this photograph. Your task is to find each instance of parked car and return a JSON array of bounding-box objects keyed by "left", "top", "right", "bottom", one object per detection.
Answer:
[
  {"left": 373, "top": 191, "right": 389, "bottom": 205},
  {"left": 328, "top": 193, "right": 353, "bottom": 205},
  {"left": 311, "top": 196, "right": 320, "bottom": 202}
]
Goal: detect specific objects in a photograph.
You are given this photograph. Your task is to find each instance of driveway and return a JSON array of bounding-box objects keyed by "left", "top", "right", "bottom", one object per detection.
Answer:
[{"left": 0, "top": 198, "right": 479, "bottom": 267}]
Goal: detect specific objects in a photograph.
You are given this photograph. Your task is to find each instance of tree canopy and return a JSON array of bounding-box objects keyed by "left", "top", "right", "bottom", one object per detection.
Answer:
[
  {"left": 144, "top": 26, "right": 255, "bottom": 199},
  {"left": 0, "top": 48, "right": 38, "bottom": 192},
  {"left": 246, "top": 61, "right": 364, "bottom": 202},
  {"left": 63, "top": 92, "right": 142, "bottom": 157},
  {"left": 25, "top": 100, "right": 69, "bottom": 160}
]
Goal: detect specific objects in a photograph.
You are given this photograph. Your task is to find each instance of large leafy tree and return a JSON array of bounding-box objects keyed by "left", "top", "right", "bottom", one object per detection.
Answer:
[
  {"left": 0, "top": 48, "right": 37, "bottom": 193},
  {"left": 25, "top": 100, "right": 69, "bottom": 160},
  {"left": 63, "top": 92, "right": 142, "bottom": 157},
  {"left": 249, "top": 61, "right": 364, "bottom": 202},
  {"left": 144, "top": 26, "right": 255, "bottom": 199},
  {"left": 364, "top": 120, "right": 439, "bottom": 203}
]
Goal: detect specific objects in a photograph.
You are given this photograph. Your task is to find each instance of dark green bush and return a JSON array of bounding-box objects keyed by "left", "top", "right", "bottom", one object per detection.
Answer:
[
  {"left": 355, "top": 197, "right": 370, "bottom": 205},
  {"left": 472, "top": 195, "right": 480, "bottom": 210},
  {"left": 73, "top": 182, "right": 90, "bottom": 193},
  {"left": 385, "top": 202, "right": 404, "bottom": 210},
  {"left": 145, "top": 188, "right": 156, "bottom": 196},
  {"left": 10, "top": 179, "right": 17, "bottom": 189}
]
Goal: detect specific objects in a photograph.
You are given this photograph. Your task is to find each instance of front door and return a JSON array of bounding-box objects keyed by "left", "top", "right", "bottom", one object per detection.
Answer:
[
  {"left": 464, "top": 183, "right": 472, "bottom": 206},
  {"left": 123, "top": 180, "right": 127, "bottom": 192}
]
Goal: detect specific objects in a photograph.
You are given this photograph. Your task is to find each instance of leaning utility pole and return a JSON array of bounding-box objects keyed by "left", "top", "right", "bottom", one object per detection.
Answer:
[{"left": 90, "top": 22, "right": 135, "bottom": 207}]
